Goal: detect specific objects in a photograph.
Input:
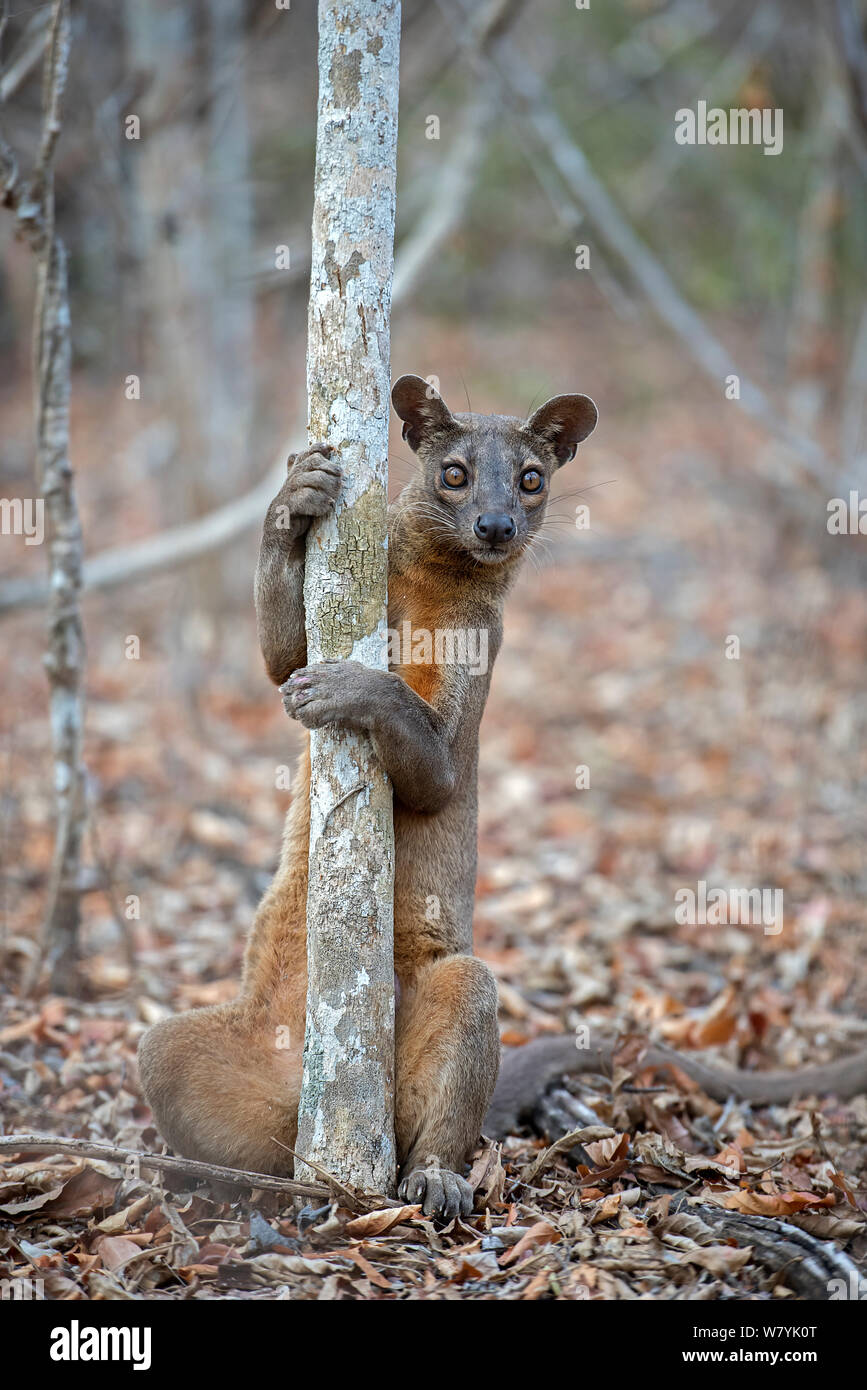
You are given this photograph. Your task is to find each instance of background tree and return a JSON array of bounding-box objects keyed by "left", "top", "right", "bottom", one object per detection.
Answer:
[{"left": 0, "top": 0, "right": 84, "bottom": 993}]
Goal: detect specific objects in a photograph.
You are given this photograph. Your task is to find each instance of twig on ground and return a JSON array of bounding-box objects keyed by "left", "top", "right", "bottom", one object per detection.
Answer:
[
  {"left": 268, "top": 1137, "right": 374, "bottom": 1209},
  {"left": 0, "top": 1133, "right": 334, "bottom": 1203}
]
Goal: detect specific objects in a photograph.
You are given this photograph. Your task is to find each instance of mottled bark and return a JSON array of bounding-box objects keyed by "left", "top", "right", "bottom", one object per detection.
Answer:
[
  {"left": 36, "top": 231, "right": 85, "bottom": 994},
  {"left": 295, "top": 0, "right": 400, "bottom": 1195},
  {"left": 0, "top": 0, "right": 85, "bottom": 992}
]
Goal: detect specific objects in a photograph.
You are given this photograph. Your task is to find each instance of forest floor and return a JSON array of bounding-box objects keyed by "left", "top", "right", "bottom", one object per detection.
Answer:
[{"left": 1, "top": 316, "right": 867, "bottom": 1300}]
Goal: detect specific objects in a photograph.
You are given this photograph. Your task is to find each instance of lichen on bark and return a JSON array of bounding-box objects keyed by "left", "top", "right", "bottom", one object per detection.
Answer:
[
  {"left": 295, "top": 0, "right": 400, "bottom": 1196},
  {"left": 311, "top": 481, "right": 389, "bottom": 659}
]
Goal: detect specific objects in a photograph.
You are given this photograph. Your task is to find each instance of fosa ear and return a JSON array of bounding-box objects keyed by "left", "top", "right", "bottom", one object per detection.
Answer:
[
  {"left": 391, "top": 374, "right": 455, "bottom": 453},
  {"left": 527, "top": 393, "right": 598, "bottom": 465}
]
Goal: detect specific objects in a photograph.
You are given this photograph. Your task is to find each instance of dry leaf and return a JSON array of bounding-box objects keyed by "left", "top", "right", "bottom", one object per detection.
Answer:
[
  {"left": 680, "top": 1244, "right": 753, "bottom": 1276},
  {"left": 94, "top": 1195, "right": 152, "bottom": 1234},
  {"left": 94, "top": 1236, "right": 141, "bottom": 1272},
  {"left": 721, "top": 1189, "right": 836, "bottom": 1216},
  {"left": 583, "top": 1133, "right": 629, "bottom": 1166},
  {"left": 344, "top": 1205, "right": 421, "bottom": 1238},
  {"left": 43, "top": 1168, "right": 120, "bottom": 1220},
  {"left": 589, "top": 1192, "right": 623, "bottom": 1224},
  {"left": 0, "top": 1184, "right": 65, "bottom": 1216},
  {"left": 519, "top": 1125, "right": 616, "bottom": 1185},
  {"left": 499, "top": 1221, "right": 561, "bottom": 1267}
]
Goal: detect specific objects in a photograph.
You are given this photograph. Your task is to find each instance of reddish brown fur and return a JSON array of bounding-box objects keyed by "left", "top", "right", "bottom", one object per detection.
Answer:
[{"left": 139, "top": 378, "right": 598, "bottom": 1216}]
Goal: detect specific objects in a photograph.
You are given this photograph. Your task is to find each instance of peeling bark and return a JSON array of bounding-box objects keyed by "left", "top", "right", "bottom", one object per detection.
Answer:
[{"left": 295, "top": 0, "right": 400, "bottom": 1195}]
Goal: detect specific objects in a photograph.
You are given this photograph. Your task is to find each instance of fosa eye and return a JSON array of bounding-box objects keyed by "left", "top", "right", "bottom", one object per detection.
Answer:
[
  {"left": 442, "top": 462, "right": 468, "bottom": 488},
  {"left": 521, "top": 469, "right": 543, "bottom": 493}
]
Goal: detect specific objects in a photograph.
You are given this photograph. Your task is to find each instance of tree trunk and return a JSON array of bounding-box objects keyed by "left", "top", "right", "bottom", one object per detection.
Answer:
[
  {"left": 205, "top": 0, "right": 255, "bottom": 535},
  {"left": 124, "top": 0, "right": 255, "bottom": 662},
  {"left": 295, "top": 0, "right": 400, "bottom": 1196},
  {"left": 123, "top": 0, "right": 211, "bottom": 684},
  {"left": 36, "top": 230, "right": 86, "bottom": 996},
  {"left": 0, "top": 0, "right": 87, "bottom": 993}
]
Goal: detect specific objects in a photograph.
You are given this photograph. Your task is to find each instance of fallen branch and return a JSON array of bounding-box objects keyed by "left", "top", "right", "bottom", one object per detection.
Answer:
[
  {"left": 0, "top": 1133, "right": 335, "bottom": 1204},
  {"left": 270, "top": 1138, "right": 364, "bottom": 1210}
]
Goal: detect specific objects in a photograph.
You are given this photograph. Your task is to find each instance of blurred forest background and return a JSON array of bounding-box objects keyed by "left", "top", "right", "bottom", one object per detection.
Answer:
[{"left": 1, "top": 0, "right": 867, "bottom": 1300}]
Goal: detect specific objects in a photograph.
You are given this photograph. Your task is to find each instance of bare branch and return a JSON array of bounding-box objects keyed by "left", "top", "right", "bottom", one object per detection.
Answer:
[
  {"left": 0, "top": 84, "right": 496, "bottom": 615},
  {"left": 0, "top": 0, "right": 532, "bottom": 621},
  {"left": 436, "top": 0, "right": 835, "bottom": 491},
  {"left": 0, "top": 10, "right": 50, "bottom": 104},
  {"left": 392, "top": 90, "right": 491, "bottom": 302},
  {"left": 832, "top": 0, "right": 867, "bottom": 141}
]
